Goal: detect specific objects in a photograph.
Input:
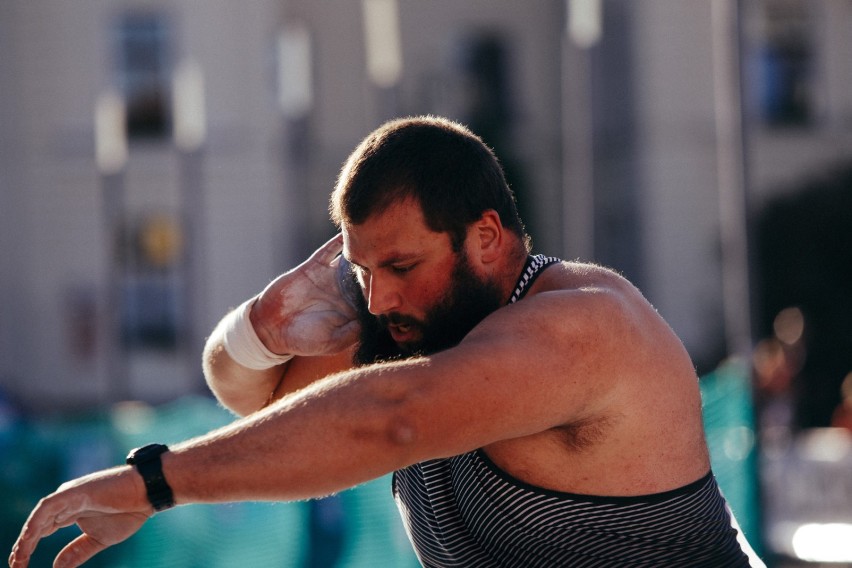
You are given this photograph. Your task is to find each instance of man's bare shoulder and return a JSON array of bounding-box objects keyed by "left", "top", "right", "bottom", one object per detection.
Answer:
[
  {"left": 532, "top": 259, "right": 636, "bottom": 296},
  {"left": 472, "top": 259, "right": 685, "bottom": 379},
  {"left": 498, "top": 260, "right": 649, "bottom": 330},
  {"left": 462, "top": 260, "right": 651, "bottom": 362}
]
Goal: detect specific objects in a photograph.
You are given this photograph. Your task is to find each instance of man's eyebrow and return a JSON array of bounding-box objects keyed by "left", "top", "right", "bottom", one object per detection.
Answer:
[
  {"left": 348, "top": 251, "right": 422, "bottom": 269},
  {"left": 377, "top": 253, "right": 420, "bottom": 268}
]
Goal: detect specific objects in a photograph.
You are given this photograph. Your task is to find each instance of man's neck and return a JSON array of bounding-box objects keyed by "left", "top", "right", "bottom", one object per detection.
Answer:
[{"left": 497, "top": 242, "right": 533, "bottom": 304}]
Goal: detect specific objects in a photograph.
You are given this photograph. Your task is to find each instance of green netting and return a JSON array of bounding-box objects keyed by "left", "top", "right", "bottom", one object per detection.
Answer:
[
  {"left": 700, "top": 358, "right": 763, "bottom": 556},
  {"left": 3, "top": 364, "right": 764, "bottom": 566},
  {"left": 0, "top": 396, "right": 418, "bottom": 568}
]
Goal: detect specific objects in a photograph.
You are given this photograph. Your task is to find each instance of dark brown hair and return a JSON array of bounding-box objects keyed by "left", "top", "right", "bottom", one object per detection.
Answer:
[{"left": 330, "top": 116, "right": 529, "bottom": 251}]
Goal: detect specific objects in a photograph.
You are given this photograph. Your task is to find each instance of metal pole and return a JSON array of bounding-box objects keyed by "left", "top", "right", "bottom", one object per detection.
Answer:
[
  {"left": 362, "top": 0, "right": 402, "bottom": 123},
  {"left": 277, "top": 22, "right": 314, "bottom": 264},
  {"left": 174, "top": 60, "right": 208, "bottom": 372},
  {"left": 178, "top": 147, "right": 206, "bottom": 366},
  {"left": 101, "top": 171, "right": 129, "bottom": 403},
  {"left": 561, "top": 0, "right": 600, "bottom": 262},
  {"left": 95, "top": 91, "right": 130, "bottom": 403},
  {"left": 712, "top": 0, "right": 753, "bottom": 359}
]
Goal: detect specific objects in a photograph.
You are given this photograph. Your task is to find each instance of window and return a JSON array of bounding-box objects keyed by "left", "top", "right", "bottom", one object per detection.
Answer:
[
  {"left": 120, "top": 213, "right": 184, "bottom": 351},
  {"left": 753, "top": 0, "right": 814, "bottom": 127},
  {"left": 113, "top": 12, "right": 173, "bottom": 139}
]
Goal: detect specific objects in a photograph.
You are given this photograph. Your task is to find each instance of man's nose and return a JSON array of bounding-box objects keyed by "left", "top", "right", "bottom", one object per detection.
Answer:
[{"left": 366, "top": 273, "right": 401, "bottom": 316}]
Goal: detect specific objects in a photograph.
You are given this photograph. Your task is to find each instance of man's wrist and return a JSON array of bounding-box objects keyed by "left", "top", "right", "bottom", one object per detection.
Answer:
[
  {"left": 222, "top": 298, "right": 294, "bottom": 370},
  {"left": 126, "top": 444, "right": 175, "bottom": 512}
]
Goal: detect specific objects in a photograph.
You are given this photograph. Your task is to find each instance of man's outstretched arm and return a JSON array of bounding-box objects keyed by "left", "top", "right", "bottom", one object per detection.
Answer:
[{"left": 10, "top": 280, "right": 643, "bottom": 568}]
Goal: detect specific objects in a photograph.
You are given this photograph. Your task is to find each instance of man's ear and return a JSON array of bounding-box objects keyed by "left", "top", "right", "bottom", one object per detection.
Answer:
[{"left": 472, "top": 209, "right": 503, "bottom": 264}]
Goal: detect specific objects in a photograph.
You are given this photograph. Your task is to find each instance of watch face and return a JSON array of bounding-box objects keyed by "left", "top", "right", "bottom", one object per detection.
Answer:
[{"left": 127, "top": 443, "right": 169, "bottom": 464}]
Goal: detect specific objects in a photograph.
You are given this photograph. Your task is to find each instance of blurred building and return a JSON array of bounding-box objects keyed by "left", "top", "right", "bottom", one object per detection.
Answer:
[{"left": 1, "top": 0, "right": 852, "bottom": 412}]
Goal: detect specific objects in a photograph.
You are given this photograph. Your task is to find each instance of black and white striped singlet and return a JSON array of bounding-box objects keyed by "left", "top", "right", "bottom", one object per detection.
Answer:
[{"left": 392, "top": 255, "right": 757, "bottom": 567}]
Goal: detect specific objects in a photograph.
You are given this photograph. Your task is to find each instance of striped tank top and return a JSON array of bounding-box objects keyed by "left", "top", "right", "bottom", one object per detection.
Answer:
[{"left": 392, "top": 255, "right": 756, "bottom": 567}]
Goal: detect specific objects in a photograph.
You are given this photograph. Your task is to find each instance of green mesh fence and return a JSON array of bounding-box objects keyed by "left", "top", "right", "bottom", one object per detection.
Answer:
[
  {"left": 0, "top": 396, "right": 418, "bottom": 568},
  {"left": 3, "top": 362, "right": 763, "bottom": 566},
  {"left": 700, "top": 358, "right": 764, "bottom": 557}
]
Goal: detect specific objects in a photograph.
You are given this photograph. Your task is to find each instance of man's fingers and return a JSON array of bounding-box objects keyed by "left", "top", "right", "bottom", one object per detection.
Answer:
[
  {"left": 331, "top": 320, "right": 361, "bottom": 349},
  {"left": 310, "top": 233, "right": 345, "bottom": 265},
  {"left": 8, "top": 525, "right": 47, "bottom": 567},
  {"left": 8, "top": 503, "right": 64, "bottom": 567},
  {"left": 8, "top": 537, "right": 30, "bottom": 568},
  {"left": 53, "top": 534, "right": 107, "bottom": 568}
]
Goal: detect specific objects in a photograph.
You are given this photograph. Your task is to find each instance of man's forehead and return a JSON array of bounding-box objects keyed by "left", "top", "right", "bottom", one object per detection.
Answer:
[
  {"left": 341, "top": 209, "right": 451, "bottom": 265},
  {"left": 341, "top": 229, "right": 427, "bottom": 264}
]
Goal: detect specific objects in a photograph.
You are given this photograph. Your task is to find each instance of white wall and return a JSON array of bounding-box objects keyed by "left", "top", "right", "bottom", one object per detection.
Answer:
[
  {"left": 2, "top": 0, "right": 852, "bottom": 410},
  {"left": 0, "top": 0, "right": 288, "bottom": 409}
]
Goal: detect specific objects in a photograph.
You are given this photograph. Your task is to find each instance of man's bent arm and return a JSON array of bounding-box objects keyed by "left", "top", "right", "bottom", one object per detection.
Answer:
[
  {"left": 202, "top": 234, "right": 359, "bottom": 416},
  {"left": 202, "top": 318, "right": 287, "bottom": 416},
  {"left": 203, "top": 310, "right": 356, "bottom": 416}
]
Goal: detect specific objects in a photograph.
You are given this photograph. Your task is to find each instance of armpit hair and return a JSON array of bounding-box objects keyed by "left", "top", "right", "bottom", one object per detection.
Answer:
[{"left": 552, "top": 414, "right": 618, "bottom": 452}]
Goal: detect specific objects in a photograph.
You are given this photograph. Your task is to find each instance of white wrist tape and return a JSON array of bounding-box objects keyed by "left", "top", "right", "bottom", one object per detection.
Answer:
[{"left": 222, "top": 298, "right": 294, "bottom": 370}]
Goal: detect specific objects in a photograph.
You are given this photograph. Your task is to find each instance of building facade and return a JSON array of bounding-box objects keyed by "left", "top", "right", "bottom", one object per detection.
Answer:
[{"left": 1, "top": 0, "right": 851, "bottom": 411}]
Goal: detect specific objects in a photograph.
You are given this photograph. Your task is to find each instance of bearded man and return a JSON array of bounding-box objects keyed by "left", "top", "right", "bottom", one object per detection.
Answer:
[{"left": 10, "top": 116, "right": 764, "bottom": 568}]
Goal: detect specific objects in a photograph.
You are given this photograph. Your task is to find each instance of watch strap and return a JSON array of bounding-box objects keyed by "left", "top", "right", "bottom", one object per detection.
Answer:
[{"left": 126, "top": 443, "right": 175, "bottom": 512}]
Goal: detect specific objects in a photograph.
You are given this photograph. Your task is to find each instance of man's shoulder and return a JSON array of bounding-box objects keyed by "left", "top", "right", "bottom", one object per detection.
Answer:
[
  {"left": 527, "top": 258, "right": 634, "bottom": 297},
  {"left": 502, "top": 260, "right": 657, "bottom": 343}
]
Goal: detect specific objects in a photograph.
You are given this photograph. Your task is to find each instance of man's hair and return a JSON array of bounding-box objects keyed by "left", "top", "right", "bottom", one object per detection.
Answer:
[{"left": 330, "top": 115, "right": 530, "bottom": 251}]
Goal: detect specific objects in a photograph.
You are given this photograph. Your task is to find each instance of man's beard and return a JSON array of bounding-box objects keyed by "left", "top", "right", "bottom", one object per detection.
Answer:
[{"left": 352, "top": 252, "right": 504, "bottom": 366}]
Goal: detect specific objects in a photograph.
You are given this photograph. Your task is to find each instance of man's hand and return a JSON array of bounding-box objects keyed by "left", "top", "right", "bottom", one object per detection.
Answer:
[
  {"left": 9, "top": 467, "right": 151, "bottom": 568},
  {"left": 251, "top": 233, "right": 360, "bottom": 357}
]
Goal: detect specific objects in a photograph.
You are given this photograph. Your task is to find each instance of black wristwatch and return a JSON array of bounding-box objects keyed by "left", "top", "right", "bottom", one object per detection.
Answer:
[{"left": 126, "top": 443, "right": 175, "bottom": 512}]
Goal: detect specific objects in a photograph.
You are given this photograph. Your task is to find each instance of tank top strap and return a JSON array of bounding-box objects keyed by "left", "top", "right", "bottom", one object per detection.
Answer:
[{"left": 507, "top": 254, "right": 562, "bottom": 305}]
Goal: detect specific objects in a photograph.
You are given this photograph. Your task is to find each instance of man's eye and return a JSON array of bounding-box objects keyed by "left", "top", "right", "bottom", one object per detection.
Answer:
[{"left": 391, "top": 264, "right": 414, "bottom": 274}]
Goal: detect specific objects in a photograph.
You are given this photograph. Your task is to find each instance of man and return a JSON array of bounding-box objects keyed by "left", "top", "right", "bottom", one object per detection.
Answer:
[{"left": 9, "top": 116, "right": 763, "bottom": 567}]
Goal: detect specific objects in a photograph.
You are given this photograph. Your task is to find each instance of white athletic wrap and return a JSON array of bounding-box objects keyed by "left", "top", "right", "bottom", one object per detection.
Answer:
[{"left": 222, "top": 298, "right": 294, "bottom": 370}]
